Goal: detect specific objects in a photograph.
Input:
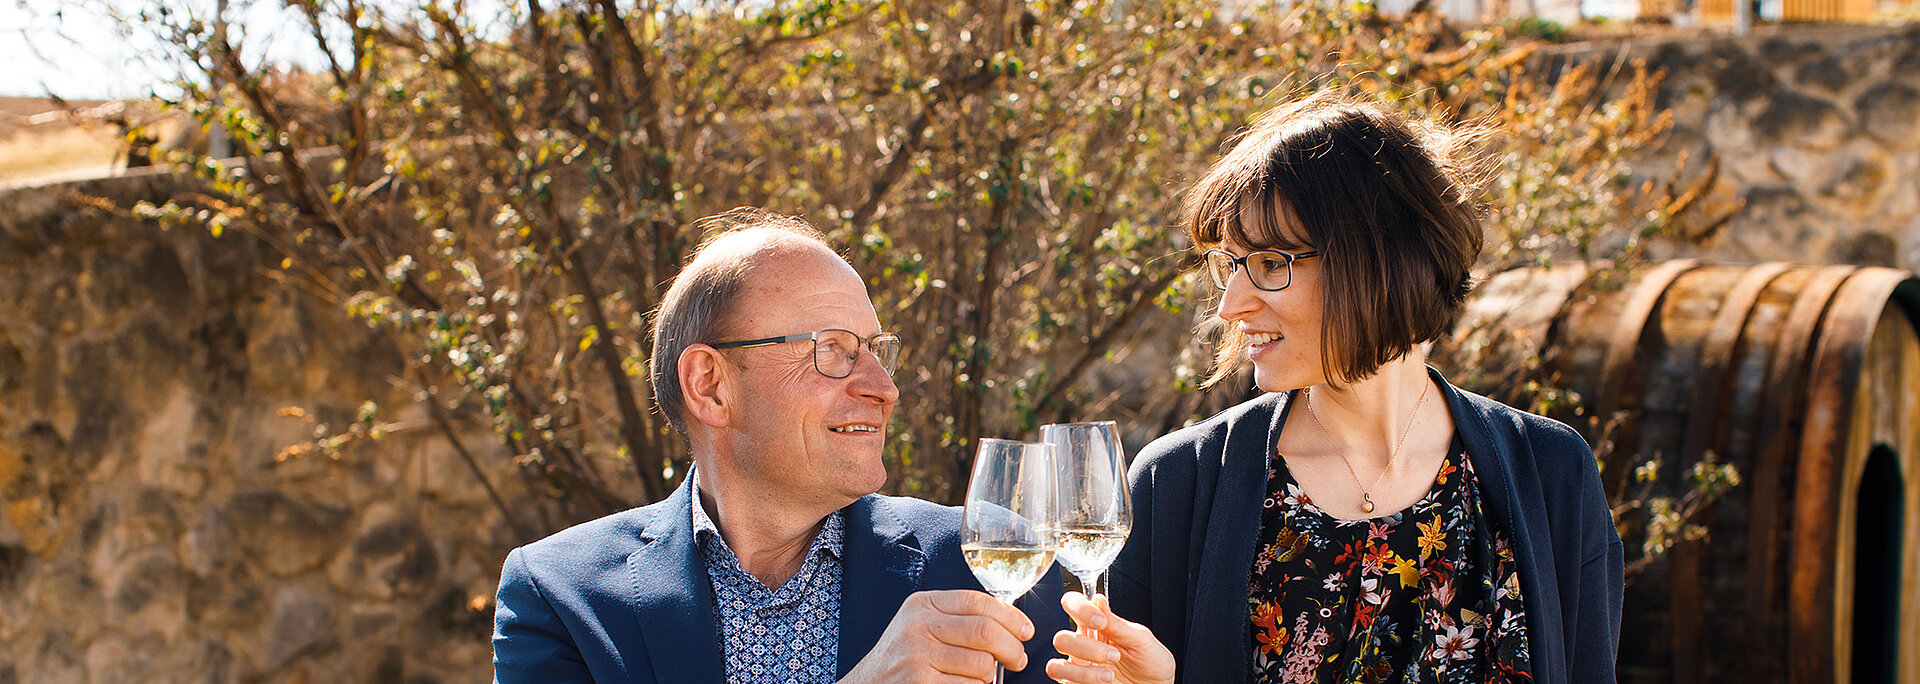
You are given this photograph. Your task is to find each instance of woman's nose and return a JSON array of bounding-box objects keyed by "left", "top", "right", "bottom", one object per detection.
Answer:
[{"left": 1215, "top": 268, "right": 1261, "bottom": 322}]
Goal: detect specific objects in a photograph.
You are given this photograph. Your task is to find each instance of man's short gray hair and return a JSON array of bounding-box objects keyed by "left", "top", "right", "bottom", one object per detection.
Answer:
[{"left": 649, "top": 207, "right": 832, "bottom": 436}]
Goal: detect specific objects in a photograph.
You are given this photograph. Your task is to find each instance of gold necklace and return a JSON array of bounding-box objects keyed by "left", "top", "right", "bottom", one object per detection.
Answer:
[{"left": 1302, "top": 382, "right": 1430, "bottom": 514}]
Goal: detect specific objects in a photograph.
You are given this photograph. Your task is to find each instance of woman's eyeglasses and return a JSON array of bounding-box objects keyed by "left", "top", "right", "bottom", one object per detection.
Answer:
[{"left": 1201, "top": 248, "right": 1319, "bottom": 292}]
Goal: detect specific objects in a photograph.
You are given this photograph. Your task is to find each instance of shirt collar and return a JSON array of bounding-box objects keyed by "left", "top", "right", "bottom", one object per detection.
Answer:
[{"left": 691, "top": 476, "right": 845, "bottom": 562}]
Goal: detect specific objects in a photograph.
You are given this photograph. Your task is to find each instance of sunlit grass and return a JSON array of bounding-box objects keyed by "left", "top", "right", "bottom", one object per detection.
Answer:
[{"left": 0, "top": 125, "right": 123, "bottom": 186}]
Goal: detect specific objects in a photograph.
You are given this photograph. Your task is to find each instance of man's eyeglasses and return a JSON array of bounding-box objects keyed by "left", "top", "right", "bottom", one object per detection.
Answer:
[
  {"left": 709, "top": 328, "right": 903, "bottom": 379},
  {"left": 1201, "top": 248, "right": 1320, "bottom": 292}
]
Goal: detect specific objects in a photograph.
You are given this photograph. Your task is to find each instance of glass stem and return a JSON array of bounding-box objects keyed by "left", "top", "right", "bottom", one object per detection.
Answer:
[
  {"left": 1075, "top": 570, "right": 1104, "bottom": 643},
  {"left": 992, "top": 592, "right": 1018, "bottom": 681}
]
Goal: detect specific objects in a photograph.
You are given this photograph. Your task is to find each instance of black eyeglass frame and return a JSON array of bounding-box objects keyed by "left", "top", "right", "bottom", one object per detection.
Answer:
[
  {"left": 708, "top": 328, "right": 903, "bottom": 379},
  {"left": 1201, "top": 248, "right": 1321, "bottom": 292}
]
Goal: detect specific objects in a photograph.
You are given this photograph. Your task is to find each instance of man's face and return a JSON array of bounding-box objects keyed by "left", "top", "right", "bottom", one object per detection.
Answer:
[{"left": 714, "top": 245, "right": 899, "bottom": 508}]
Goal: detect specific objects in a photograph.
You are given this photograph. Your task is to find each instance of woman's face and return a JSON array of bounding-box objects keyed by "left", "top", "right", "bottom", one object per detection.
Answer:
[{"left": 1216, "top": 201, "right": 1327, "bottom": 393}]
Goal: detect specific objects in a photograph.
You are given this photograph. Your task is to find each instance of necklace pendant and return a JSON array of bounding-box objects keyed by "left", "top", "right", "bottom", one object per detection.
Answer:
[{"left": 1360, "top": 494, "right": 1375, "bottom": 514}]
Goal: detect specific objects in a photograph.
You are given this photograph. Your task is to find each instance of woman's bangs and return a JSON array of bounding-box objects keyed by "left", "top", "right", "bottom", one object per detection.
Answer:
[{"left": 1230, "top": 192, "right": 1314, "bottom": 253}]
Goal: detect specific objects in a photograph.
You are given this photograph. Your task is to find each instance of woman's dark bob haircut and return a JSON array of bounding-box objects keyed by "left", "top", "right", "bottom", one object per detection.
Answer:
[{"left": 1185, "top": 93, "right": 1484, "bottom": 388}]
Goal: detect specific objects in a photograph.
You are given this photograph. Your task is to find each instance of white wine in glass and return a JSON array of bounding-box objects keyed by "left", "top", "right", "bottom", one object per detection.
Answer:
[
  {"left": 961, "top": 438, "right": 1058, "bottom": 684},
  {"left": 1042, "top": 420, "right": 1131, "bottom": 597}
]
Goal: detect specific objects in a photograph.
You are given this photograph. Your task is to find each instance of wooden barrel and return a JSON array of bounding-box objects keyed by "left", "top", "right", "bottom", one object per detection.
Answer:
[{"left": 1440, "top": 262, "right": 1920, "bottom": 683}]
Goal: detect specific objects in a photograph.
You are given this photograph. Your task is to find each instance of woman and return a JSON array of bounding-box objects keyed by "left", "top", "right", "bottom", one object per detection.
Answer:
[{"left": 1046, "top": 94, "right": 1622, "bottom": 683}]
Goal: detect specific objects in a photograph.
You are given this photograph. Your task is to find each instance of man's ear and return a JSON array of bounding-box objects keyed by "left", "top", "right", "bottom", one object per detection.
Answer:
[{"left": 679, "top": 344, "right": 733, "bottom": 429}]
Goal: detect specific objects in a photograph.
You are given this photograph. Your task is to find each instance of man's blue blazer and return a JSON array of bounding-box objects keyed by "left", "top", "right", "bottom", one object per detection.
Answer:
[{"left": 493, "top": 477, "right": 1068, "bottom": 683}]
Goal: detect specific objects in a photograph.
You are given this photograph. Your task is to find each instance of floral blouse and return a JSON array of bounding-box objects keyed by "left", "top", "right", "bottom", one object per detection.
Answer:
[{"left": 1247, "top": 441, "right": 1532, "bottom": 683}]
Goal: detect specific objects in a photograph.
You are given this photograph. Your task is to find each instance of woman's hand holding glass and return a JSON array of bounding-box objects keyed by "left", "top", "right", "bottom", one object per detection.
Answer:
[
  {"left": 1038, "top": 420, "right": 1173, "bottom": 684},
  {"left": 1046, "top": 591, "right": 1176, "bottom": 684}
]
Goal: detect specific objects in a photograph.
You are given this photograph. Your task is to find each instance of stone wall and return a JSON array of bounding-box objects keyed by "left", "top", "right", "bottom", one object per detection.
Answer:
[
  {"left": 0, "top": 171, "right": 534, "bottom": 683},
  {"left": 1545, "top": 24, "right": 1920, "bottom": 267}
]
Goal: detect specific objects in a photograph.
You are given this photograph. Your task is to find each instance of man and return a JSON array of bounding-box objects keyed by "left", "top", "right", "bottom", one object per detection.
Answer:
[{"left": 492, "top": 209, "right": 1067, "bottom": 683}]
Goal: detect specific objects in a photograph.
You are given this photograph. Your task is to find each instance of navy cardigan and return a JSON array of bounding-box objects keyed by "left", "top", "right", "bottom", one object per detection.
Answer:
[{"left": 1109, "top": 369, "right": 1622, "bottom": 683}]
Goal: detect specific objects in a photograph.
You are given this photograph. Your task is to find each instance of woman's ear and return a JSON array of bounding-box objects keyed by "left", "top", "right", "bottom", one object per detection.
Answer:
[{"left": 679, "top": 344, "right": 733, "bottom": 429}]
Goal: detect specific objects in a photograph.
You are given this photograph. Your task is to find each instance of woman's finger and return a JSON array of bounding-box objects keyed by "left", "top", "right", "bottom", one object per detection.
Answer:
[
  {"left": 1046, "top": 657, "right": 1117, "bottom": 684},
  {"left": 1059, "top": 590, "right": 1110, "bottom": 631},
  {"left": 1052, "top": 629, "right": 1122, "bottom": 663}
]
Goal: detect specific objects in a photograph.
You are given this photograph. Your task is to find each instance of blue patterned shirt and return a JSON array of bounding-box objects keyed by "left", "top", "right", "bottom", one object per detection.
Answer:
[{"left": 692, "top": 482, "right": 845, "bottom": 684}]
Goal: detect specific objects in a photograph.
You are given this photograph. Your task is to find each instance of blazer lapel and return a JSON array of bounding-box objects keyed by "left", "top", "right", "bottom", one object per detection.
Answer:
[
  {"left": 627, "top": 477, "right": 727, "bottom": 683},
  {"left": 836, "top": 495, "right": 925, "bottom": 676}
]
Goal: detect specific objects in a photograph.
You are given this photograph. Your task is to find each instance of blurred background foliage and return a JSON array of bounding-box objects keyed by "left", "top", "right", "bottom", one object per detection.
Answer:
[{"left": 110, "top": 0, "right": 1728, "bottom": 560}]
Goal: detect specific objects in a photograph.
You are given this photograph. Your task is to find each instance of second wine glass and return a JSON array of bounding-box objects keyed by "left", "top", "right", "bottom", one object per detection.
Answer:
[
  {"left": 961, "top": 438, "right": 1058, "bottom": 684},
  {"left": 1042, "top": 420, "right": 1130, "bottom": 597}
]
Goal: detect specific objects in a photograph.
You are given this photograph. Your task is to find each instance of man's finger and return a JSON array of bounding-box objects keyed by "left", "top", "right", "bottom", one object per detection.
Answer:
[
  {"left": 928, "top": 589, "right": 1035, "bottom": 641},
  {"left": 925, "top": 615, "right": 1030, "bottom": 670},
  {"left": 923, "top": 641, "right": 1003, "bottom": 680}
]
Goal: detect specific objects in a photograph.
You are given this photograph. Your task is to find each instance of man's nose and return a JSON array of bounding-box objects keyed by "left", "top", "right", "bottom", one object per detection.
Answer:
[{"left": 847, "top": 351, "right": 900, "bottom": 404}]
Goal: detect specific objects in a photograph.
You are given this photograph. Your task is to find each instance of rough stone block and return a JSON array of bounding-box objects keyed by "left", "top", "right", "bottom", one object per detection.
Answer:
[
  {"left": 27, "top": 562, "right": 101, "bottom": 641},
  {"left": 109, "top": 549, "right": 182, "bottom": 614},
  {"left": 244, "top": 323, "right": 320, "bottom": 401},
  {"left": 1793, "top": 54, "right": 1852, "bottom": 95},
  {"left": 1858, "top": 84, "right": 1920, "bottom": 148},
  {"left": 185, "top": 564, "right": 263, "bottom": 630},
  {"left": 0, "top": 542, "right": 25, "bottom": 595},
  {"left": 1768, "top": 146, "right": 1829, "bottom": 192},
  {"left": 1820, "top": 148, "right": 1895, "bottom": 206},
  {"left": 136, "top": 387, "right": 201, "bottom": 495},
  {"left": 1904, "top": 217, "right": 1920, "bottom": 269},
  {"left": 415, "top": 434, "right": 503, "bottom": 506},
  {"left": 188, "top": 641, "right": 235, "bottom": 684},
  {"left": 27, "top": 626, "right": 85, "bottom": 684},
  {"left": 265, "top": 587, "right": 337, "bottom": 670},
  {"left": 180, "top": 504, "right": 236, "bottom": 578},
  {"left": 1739, "top": 185, "right": 1812, "bottom": 234},
  {"left": 1828, "top": 230, "right": 1899, "bottom": 267},
  {"left": 1704, "top": 106, "right": 1762, "bottom": 161},
  {"left": 422, "top": 584, "right": 492, "bottom": 640},
  {"left": 349, "top": 603, "right": 399, "bottom": 636},
  {"left": 1754, "top": 91, "right": 1852, "bottom": 151},
  {"left": 1896, "top": 47, "right": 1920, "bottom": 89},
  {"left": 225, "top": 491, "right": 350, "bottom": 576},
  {"left": 0, "top": 335, "right": 22, "bottom": 396},
  {"left": 126, "top": 487, "right": 186, "bottom": 538},
  {"left": 1665, "top": 86, "right": 1716, "bottom": 130},
  {"left": 367, "top": 646, "right": 407, "bottom": 683},
  {"left": 1884, "top": 169, "right": 1920, "bottom": 218},
  {"left": 1712, "top": 44, "right": 1777, "bottom": 103},
  {"left": 327, "top": 503, "right": 439, "bottom": 599},
  {"left": 1760, "top": 37, "right": 1822, "bottom": 65},
  {"left": 83, "top": 639, "right": 151, "bottom": 684},
  {"left": 69, "top": 339, "right": 139, "bottom": 461}
]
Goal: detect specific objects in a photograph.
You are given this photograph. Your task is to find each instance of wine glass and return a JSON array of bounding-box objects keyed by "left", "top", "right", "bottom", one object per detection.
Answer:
[
  {"left": 1042, "top": 420, "right": 1130, "bottom": 600},
  {"left": 961, "top": 438, "right": 1058, "bottom": 684}
]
